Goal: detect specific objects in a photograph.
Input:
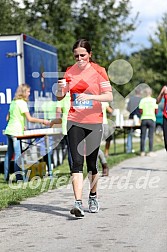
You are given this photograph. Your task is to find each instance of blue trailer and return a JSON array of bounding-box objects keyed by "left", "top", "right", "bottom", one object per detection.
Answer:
[{"left": 0, "top": 34, "right": 64, "bottom": 168}]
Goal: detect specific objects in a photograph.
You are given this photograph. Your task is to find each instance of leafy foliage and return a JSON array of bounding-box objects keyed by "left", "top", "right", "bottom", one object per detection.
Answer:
[
  {"left": 0, "top": 0, "right": 136, "bottom": 71},
  {"left": 0, "top": 0, "right": 27, "bottom": 34},
  {"left": 128, "top": 13, "right": 167, "bottom": 96}
]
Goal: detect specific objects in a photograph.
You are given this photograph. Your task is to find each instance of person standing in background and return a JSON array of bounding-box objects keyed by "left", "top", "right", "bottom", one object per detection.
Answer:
[
  {"left": 139, "top": 87, "right": 158, "bottom": 157},
  {"left": 101, "top": 101, "right": 113, "bottom": 157},
  {"left": 98, "top": 148, "right": 109, "bottom": 176},
  {"left": 156, "top": 85, "right": 167, "bottom": 151},
  {"left": 56, "top": 38, "right": 112, "bottom": 218},
  {"left": 97, "top": 101, "right": 113, "bottom": 177},
  {"left": 126, "top": 89, "right": 141, "bottom": 153},
  {"left": 51, "top": 92, "right": 72, "bottom": 169},
  {"left": 4, "top": 84, "right": 50, "bottom": 182},
  {"left": 42, "top": 100, "right": 57, "bottom": 121}
]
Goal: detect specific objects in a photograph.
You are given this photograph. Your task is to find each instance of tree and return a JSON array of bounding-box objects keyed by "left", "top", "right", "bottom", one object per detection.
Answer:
[
  {"left": 128, "top": 13, "right": 167, "bottom": 96},
  {"left": 0, "top": 0, "right": 27, "bottom": 34},
  {"left": 20, "top": 0, "right": 77, "bottom": 71},
  {"left": 148, "top": 13, "right": 167, "bottom": 93},
  {"left": 72, "top": 0, "right": 137, "bottom": 68},
  {"left": 0, "top": 0, "right": 137, "bottom": 72}
]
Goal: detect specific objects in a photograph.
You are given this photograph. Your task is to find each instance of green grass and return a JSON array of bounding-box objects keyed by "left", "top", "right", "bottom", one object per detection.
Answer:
[
  {"left": 0, "top": 161, "right": 71, "bottom": 210},
  {"left": 0, "top": 134, "right": 164, "bottom": 210}
]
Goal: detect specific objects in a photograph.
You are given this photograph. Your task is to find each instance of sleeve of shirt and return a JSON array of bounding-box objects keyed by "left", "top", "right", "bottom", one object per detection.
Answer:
[
  {"left": 20, "top": 100, "right": 29, "bottom": 114},
  {"left": 98, "top": 67, "right": 112, "bottom": 93}
]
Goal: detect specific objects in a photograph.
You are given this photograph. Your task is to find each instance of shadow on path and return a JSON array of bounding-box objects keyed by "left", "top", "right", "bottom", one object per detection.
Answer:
[
  {"left": 121, "top": 167, "right": 167, "bottom": 172},
  {"left": 17, "top": 203, "right": 81, "bottom": 221}
]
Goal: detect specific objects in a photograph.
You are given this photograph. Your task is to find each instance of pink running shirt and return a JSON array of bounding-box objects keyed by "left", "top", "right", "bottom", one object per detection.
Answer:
[{"left": 64, "top": 62, "right": 112, "bottom": 124}]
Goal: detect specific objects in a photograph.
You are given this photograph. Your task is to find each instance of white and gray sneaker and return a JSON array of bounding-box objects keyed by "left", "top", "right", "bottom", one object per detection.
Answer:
[
  {"left": 88, "top": 195, "right": 99, "bottom": 213},
  {"left": 70, "top": 200, "right": 84, "bottom": 218}
]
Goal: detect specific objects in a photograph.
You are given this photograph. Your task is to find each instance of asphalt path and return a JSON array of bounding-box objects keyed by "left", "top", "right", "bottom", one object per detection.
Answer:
[{"left": 0, "top": 149, "right": 167, "bottom": 252}]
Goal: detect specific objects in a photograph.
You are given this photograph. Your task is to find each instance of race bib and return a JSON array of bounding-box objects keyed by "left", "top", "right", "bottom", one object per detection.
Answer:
[{"left": 72, "top": 93, "right": 93, "bottom": 109}]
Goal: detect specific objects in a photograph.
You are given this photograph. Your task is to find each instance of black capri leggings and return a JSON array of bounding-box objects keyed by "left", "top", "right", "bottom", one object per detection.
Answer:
[{"left": 67, "top": 121, "right": 102, "bottom": 175}]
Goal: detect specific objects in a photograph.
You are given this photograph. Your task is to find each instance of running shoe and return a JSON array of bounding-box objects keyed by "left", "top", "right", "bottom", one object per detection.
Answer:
[
  {"left": 70, "top": 200, "right": 84, "bottom": 217},
  {"left": 88, "top": 195, "right": 99, "bottom": 213}
]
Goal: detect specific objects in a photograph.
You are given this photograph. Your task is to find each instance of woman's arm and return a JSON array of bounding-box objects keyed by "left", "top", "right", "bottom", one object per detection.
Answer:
[
  {"left": 24, "top": 112, "right": 50, "bottom": 125},
  {"left": 50, "top": 107, "right": 62, "bottom": 127},
  {"left": 56, "top": 79, "right": 67, "bottom": 101},
  {"left": 56, "top": 106, "right": 62, "bottom": 118},
  {"left": 6, "top": 112, "right": 10, "bottom": 121},
  {"left": 156, "top": 86, "right": 166, "bottom": 104},
  {"left": 76, "top": 91, "right": 113, "bottom": 103},
  {"left": 106, "top": 105, "right": 113, "bottom": 114},
  {"left": 56, "top": 90, "right": 66, "bottom": 101}
]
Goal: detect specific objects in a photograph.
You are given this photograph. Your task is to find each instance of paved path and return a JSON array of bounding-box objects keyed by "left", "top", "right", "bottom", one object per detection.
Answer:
[{"left": 0, "top": 149, "right": 167, "bottom": 252}]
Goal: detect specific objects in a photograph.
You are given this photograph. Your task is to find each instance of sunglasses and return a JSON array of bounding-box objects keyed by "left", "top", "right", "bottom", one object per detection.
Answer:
[{"left": 74, "top": 54, "right": 87, "bottom": 59}]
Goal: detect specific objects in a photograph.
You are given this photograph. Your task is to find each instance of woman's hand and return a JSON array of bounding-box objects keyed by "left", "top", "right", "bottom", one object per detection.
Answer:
[
  {"left": 43, "top": 119, "right": 50, "bottom": 126},
  {"left": 76, "top": 93, "right": 91, "bottom": 102},
  {"left": 56, "top": 79, "right": 67, "bottom": 100},
  {"left": 58, "top": 79, "right": 66, "bottom": 89},
  {"left": 163, "top": 86, "right": 167, "bottom": 94}
]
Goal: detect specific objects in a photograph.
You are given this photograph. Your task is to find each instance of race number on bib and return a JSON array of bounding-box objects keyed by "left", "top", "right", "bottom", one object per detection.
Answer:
[{"left": 72, "top": 93, "right": 93, "bottom": 109}]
